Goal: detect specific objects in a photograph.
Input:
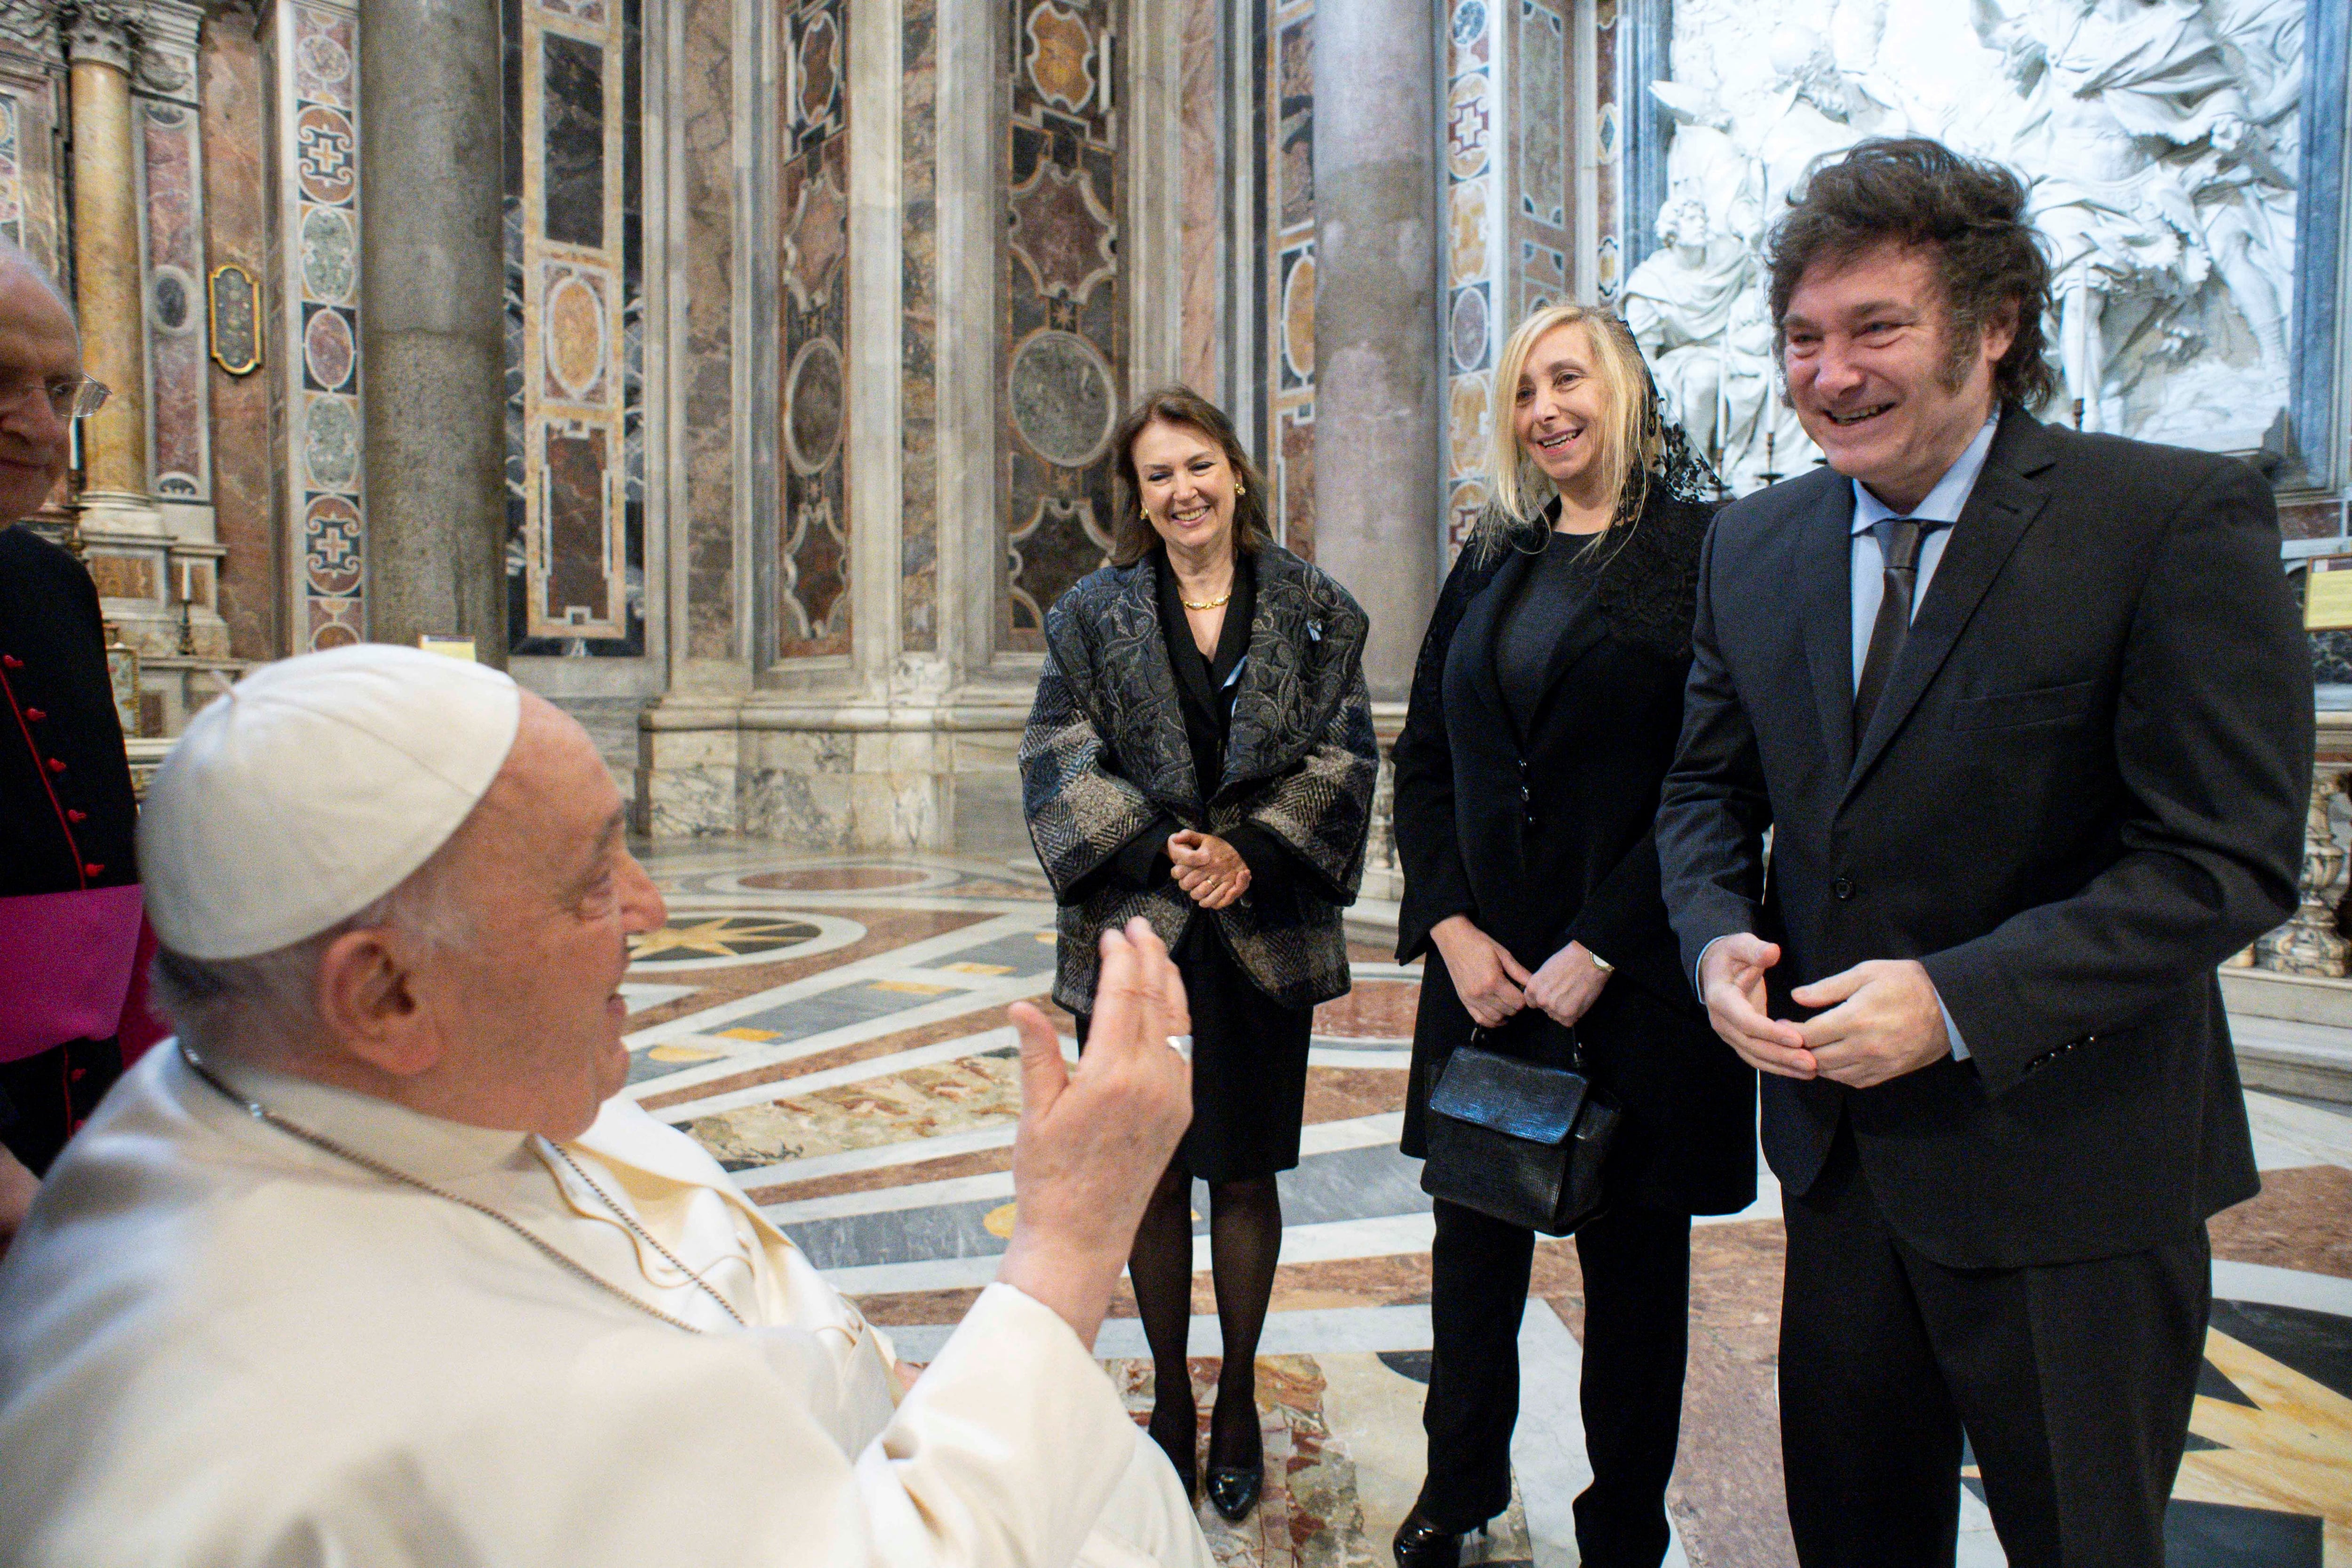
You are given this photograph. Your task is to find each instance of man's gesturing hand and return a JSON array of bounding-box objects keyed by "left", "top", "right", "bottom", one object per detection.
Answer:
[
  {"left": 1430, "top": 914, "right": 1532, "bottom": 1030},
  {"left": 1791, "top": 959, "right": 1949, "bottom": 1088},
  {"left": 1698, "top": 933, "right": 1816, "bottom": 1078},
  {"left": 996, "top": 918, "right": 1192, "bottom": 1349}
]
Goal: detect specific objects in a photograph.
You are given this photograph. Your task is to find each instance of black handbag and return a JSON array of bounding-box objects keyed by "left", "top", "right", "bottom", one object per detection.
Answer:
[{"left": 1418, "top": 1018, "right": 1621, "bottom": 1236}]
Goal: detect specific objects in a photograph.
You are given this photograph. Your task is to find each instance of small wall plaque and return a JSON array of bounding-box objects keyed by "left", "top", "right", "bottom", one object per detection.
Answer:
[
  {"left": 207, "top": 263, "right": 262, "bottom": 376},
  {"left": 2306, "top": 555, "right": 2352, "bottom": 631}
]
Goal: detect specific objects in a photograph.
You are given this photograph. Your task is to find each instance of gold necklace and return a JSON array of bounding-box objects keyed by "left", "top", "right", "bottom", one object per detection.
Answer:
[
  {"left": 1180, "top": 587, "right": 1232, "bottom": 611},
  {"left": 178, "top": 1042, "right": 746, "bottom": 1335}
]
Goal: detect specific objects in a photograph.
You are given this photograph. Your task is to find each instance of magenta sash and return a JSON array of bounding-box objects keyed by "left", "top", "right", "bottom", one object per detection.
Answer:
[{"left": 0, "top": 885, "right": 144, "bottom": 1063}]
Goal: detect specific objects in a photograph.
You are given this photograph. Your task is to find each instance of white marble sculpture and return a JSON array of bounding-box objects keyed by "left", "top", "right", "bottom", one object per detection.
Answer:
[{"left": 1631, "top": 0, "right": 2304, "bottom": 491}]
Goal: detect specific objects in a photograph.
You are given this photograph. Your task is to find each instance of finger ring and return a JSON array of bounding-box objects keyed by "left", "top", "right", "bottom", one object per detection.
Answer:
[{"left": 1166, "top": 1034, "right": 1193, "bottom": 1063}]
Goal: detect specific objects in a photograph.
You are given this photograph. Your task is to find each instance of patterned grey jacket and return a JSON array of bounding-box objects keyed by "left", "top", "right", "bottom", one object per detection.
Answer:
[{"left": 1019, "top": 545, "right": 1378, "bottom": 1014}]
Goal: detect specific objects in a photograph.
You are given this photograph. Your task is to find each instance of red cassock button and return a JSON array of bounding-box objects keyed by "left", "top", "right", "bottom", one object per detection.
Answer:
[
  {"left": 65, "top": 808, "right": 86, "bottom": 822},
  {"left": 24, "top": 707, "right": 43, "bottom": 721},
  {"left": 45, "top": 757, "right": 65, "bottom": 773},
  {"left": 82, "top": 863, "right": 103, "bottom": 878}
]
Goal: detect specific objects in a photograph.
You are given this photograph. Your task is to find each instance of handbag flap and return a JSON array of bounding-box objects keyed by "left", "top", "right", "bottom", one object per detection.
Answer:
[{"left": 1426, "top": 1044, "right": 1589, "bottom": 1145}]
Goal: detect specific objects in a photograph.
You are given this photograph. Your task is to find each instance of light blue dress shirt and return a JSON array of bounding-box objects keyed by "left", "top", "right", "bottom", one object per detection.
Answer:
[
  {"left": 1848, "top": 412, "right": 2001, "bottom": 688},
  {"left": 1844, "top": 413, "right": 1999, "bottom": 1061},
  {"left": 1695, "top": 412, "right": 2002, "bottom": 1062}
]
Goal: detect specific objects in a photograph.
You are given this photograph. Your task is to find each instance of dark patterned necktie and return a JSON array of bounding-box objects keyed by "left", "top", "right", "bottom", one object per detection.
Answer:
[{"left": 1853, "top": 518, "right": 1931, "bottom": 743}]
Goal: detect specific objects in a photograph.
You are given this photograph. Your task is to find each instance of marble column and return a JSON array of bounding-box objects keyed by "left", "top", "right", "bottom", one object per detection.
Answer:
[
  {"left": 358, "top": 0, "right": 506, "bottom": 661},
  {"left": 64, "top": 3, "right": 154, "bottom": 522},
  {"left": 1311, "top": 0, "right": 1440, "bottom": 700}
]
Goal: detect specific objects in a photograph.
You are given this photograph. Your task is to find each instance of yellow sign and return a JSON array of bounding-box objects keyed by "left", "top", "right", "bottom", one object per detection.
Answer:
[{"left": 2308, "top": 557, "right": 2352, "bottom": 631}]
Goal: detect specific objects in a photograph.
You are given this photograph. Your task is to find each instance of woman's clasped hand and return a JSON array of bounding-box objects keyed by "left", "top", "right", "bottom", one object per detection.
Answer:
[{"left": 1167, "top": 829, "right": 1251, "bottom": 909}]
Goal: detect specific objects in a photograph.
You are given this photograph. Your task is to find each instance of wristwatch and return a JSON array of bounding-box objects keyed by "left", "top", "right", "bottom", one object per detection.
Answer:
[{"left": 1587, "top": 950, "right": 1615, "bottom": 974}]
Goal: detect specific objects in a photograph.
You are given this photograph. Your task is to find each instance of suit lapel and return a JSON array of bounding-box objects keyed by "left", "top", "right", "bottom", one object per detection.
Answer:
[
  {"left": 1798, "top": 478, "right": 1859, "bottom": 784},
  {"left": 1845, "top": 412, "right": 2057, "bottom": 799}
]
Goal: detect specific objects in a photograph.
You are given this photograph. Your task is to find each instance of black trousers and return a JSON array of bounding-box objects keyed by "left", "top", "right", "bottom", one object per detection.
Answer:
[
  {"left": 0, "top": 1037, "right": 122, "bottom": 1175},
  {"left": 1420, "top": 1197, "right": 1692, "bottom": 1568},
  {"left": 1781, "top": 1125, "right": 2210, "bottom": 1568}
]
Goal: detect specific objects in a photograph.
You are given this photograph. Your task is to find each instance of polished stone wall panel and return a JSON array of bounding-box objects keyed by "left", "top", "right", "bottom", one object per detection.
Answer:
[
  {"left": 778, "top": 0, "right": 851, "bottom": 658},
  {"left": 140, "top": 92, "right": 209, "bottom": 502},
  {"left": 540, "top": 28, "right": 606, "bottom": 248},
  {"left": 201, "top": 17, "right": 277, "bottom": 658},
  {"left": 274, "top": 0, "right": 366, "bottom": 649},
  {"left": 1001, "top": 0, "right": 1122, "bottom": 648},
  {"left": 900, "top": 0, "right": 938, "bottom": 653},
  {"left": 505, "top": 0, "right": 645, "bottom": 654},
  {"left": 1264, "top": 0, "right": 1317, "bottom": 559},
  {"left": 1177, "top": 0, "right": 1219, "bottom": 396},
  {"left": 681, "top": 0, "right": 735, "bottom": 659}
]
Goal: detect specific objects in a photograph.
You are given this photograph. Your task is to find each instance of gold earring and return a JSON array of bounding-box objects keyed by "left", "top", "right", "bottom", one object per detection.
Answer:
[{"left": 1235, "top": 483, "right": 1246, "bottom": 496}]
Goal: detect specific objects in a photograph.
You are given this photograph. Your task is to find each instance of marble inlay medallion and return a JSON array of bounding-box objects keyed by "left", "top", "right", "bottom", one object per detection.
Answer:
[
  {"left": 542, "top": 265, "right": 609, "bottom": 402},
  {"left": 298, "top": 206, "right": 355, "bottom": 302},
  {"left": 1281, "top": 253, "right": 1317, "bottom": 384},
  {"left": 302, "top": 494, "right": 363, "bottom": 596},
  {"left": 1449, "top": 282, "right": 1490, "bottom": 374},
  {"left": 302, "top": 393, "right": 358, "bottom": 490},
  {"left": 301, "top": 303, "right": 355, "bottom": 392},
  {"left": 785, "top": 336, "right": 844, "bottom": 477},
  {"left": 1024, "top": 2, "right": 1095, "bottom": 113},
  {"left": 1008, "top": 329, "right": 1114, "bottom": 468}
]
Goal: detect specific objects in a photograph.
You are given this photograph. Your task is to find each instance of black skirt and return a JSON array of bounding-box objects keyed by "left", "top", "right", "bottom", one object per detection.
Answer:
[{"left": 1076, "top": 919, "right": 1314, "bottom": 1183}]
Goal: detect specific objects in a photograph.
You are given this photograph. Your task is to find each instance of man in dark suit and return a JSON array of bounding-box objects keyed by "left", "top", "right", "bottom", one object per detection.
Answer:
[{"left": 1655, "top": 138, "right": 2312, "bottom": 1564}]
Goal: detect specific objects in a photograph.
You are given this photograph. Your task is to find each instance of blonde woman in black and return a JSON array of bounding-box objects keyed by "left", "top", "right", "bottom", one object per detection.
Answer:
[{"left": 1389, "top": 308, "right": 1755, "bottom": 1567}]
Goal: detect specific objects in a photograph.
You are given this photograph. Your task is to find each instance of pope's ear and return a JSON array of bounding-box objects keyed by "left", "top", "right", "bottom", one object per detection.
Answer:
[{"left": 314, "top": 927, "right": 440, "bottom": 1077}]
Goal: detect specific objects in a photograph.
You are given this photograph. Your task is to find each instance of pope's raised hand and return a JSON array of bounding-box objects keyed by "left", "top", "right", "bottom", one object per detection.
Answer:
[{"left": 996, "top": 919, "right": 1192, "bottom": 1348}]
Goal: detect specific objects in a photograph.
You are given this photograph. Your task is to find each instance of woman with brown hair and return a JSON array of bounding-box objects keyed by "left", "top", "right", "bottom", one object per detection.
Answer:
[
  {"left": 1389, "top": 306, "right": 1756, "bottom": 1567},
  {"left": 1019, "top": 387, "right": 1378, "bottom": 1520}
]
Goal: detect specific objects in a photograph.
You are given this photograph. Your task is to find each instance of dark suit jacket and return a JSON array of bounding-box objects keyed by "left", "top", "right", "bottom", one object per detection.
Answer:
[
  {"left": 1656, "top": 408, "right": 2311, "bottom": 1268},
  {"left": 1395, "top": 496, "right": 1757, "bottom": 1216}
]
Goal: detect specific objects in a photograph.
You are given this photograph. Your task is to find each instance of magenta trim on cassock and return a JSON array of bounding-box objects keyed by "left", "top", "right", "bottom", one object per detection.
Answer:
[{"left": 0, "top": 885, "right": 145, "bottom": 1062}]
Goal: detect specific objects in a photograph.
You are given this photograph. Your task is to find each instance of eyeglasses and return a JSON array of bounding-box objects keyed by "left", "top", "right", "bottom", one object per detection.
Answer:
[{"left": 0, "top": 375, "right": 109, "bottom": 420}]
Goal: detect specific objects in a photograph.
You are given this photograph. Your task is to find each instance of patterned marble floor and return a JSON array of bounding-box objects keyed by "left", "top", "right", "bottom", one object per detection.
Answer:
[{"left": 628, "top": 842, "right": 2352, "bottom": 1568}]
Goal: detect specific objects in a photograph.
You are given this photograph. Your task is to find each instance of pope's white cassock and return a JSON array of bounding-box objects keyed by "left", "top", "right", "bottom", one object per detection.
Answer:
[{"left": 0, "top": 1042, "right": 1208, "bottom": 1567}]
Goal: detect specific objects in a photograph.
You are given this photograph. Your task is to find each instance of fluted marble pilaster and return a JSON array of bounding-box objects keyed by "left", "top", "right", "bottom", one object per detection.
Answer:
[{"left": 64, "top": 1, "right": 152, "bottom": 513}]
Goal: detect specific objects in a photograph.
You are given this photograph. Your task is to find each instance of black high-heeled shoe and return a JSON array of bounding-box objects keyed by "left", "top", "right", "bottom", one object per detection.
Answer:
[
  {"left": 1391, "top": 1505, "right": 1468, "bottom": 1568},
  {"left": 1204, "top": 1396, "right": 1264, "bottom": 1522},
  {"left": 1146, "top": 1398, "right": 1198, "bottom": 1502}
]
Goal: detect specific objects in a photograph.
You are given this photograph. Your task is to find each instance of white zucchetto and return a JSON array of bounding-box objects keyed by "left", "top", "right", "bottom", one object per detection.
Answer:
[{"left": 139, "top": 643, "right": 522, "bottom": 960}]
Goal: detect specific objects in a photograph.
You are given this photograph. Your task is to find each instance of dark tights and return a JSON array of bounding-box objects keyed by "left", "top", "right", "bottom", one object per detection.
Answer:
[{"left": 1130, "top": 1156, "right": 1284, "bottom": 1476}]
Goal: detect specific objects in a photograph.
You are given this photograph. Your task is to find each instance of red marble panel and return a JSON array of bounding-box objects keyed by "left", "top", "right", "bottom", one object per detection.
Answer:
[
  {"left": 143, "top": 103, "right": 206, "bottom": 496},
  {"left": 2280, "top": 500, "right": 2345, "bottom": 542},
  {"left": 202, "top": 20, "right": 278, "bottom": 657}
]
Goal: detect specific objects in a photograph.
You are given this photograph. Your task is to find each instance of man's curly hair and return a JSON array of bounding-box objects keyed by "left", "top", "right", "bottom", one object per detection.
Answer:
[{"left": 1768, "top": 137, "right": 2058, "bottom": 412}]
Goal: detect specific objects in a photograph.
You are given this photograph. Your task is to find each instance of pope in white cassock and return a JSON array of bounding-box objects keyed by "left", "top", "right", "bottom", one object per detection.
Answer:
[{"left": 0, "top": 644, "right": 1215, "bottom": 1568}]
